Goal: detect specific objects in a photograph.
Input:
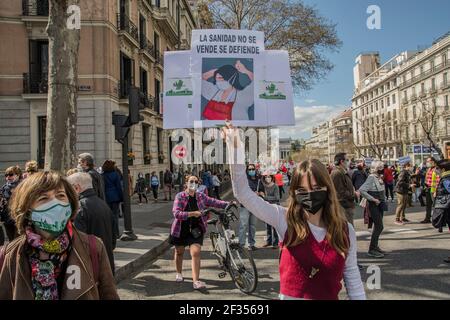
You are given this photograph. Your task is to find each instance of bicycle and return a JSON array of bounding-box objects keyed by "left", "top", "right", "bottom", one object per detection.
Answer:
[{"left": 203, "top": 203, "right": 258, "bottom": 294}]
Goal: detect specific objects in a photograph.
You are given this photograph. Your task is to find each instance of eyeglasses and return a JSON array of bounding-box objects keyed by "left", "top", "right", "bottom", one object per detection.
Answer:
[{"left": 5, "top": 173, "right": 14, "bottom": 177}]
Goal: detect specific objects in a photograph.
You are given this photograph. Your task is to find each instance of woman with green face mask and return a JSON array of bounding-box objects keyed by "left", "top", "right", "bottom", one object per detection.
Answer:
[{"left": 0, "top": 171, "right": 119, "bottom": 300}]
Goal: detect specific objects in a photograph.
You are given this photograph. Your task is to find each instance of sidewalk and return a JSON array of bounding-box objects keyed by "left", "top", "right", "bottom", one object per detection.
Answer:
[{"left": 114, "top": 182, "right": 233, "bottom": 283}]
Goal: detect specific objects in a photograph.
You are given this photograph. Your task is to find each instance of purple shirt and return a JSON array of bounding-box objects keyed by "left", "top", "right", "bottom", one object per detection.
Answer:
[{"left": 170, "top": 191, "right": 229, "bottom": 238}]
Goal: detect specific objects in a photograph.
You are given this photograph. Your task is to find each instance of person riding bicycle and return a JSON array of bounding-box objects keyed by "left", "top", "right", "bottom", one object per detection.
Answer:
[
  {"left": 222, "top": 123, "right": 366, "bottom": 300},
  {"left": 169, "top": 175, "right": 233, "bottom": 290}
]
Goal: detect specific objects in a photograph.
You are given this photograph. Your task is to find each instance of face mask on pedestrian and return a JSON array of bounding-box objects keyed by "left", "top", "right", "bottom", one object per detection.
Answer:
[
  {"left": 188, "top": 179, "right": 198, "bottom": 191},
  {"left": 248, "top": 169, "right": 256, "bottom": 177},
  {"left": 426, "top": 162, "right": 432, "bottom": 168},
  {"left": 295, "top": 190, "right": 328, "bottom": 215},
  {"left": 31, "top": 198, "right": 72, "bottom": 237}
]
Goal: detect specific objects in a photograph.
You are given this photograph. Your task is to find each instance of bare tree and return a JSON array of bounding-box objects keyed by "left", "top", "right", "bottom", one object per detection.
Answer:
[
  {"left": 45, "top": 1, "right": 80, "bottom": 172},
  {"left": 416, "top": 96, "right": 445, "bottom": 159},
  {"left": 201, "top": 0, "right": 341, "bottom": 91}
]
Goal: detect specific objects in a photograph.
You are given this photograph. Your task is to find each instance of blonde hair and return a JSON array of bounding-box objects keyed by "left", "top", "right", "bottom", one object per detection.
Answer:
[
  {"left": 25, "top": 160, "right": 38, "bottom": 174},
  {"left": 5, "top": 165, "right": 22, "bottom": 177},
  {"left": 285, "top": 159, "right": 350, "bottom": 256},
  {"left": 9, "top": 171, "right": 79, "bottom": 234}
]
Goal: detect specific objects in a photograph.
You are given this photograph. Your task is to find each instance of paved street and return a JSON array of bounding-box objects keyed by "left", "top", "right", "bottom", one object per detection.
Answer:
[{"left": 117, "top": 200, "right": 450, "bottom": 300}]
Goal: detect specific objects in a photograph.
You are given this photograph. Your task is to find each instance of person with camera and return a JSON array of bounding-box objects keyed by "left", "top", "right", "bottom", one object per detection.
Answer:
[{"left": 169, "top": 175, "right": 232, "bottom": 290}]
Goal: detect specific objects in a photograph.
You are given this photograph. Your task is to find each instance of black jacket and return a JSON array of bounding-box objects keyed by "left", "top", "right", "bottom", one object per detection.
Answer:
[
  {"left": 87, "top": 168, "right": 106, "bottom": 201},
  {"left": 352, "top": 169, "right": 368, "bottom": 191},
  {"left": 394, "top": 169, "right": 411, "bottom": 195},
  {"left": 75, "top": 188, "right": 115, "bottom": 273}
]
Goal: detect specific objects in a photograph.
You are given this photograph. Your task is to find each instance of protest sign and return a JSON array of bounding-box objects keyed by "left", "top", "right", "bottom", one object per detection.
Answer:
[
  {"left": 398, "top": 156, "right": 412, "bottom": 166},
  {"left": 163, "top": 29, "right": 295, "bottom": 129}
]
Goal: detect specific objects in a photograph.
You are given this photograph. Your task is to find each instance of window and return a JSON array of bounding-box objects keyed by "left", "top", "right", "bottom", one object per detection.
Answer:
[
  {"left": 393, "top": 109, "right": 397, "bottom": 119},
  {"left": 155, "top": 78, "right": 161, "bottom": 113},
  {"left": 430, "top": 59, "right": 435, "bottom": 71},
  {"left": 142, "top": 124, "right": 151, "bottom": 164},
  {"left": 28, "top": 40, "right": 49, "bottom": 93},
  {"left": 413, "top": 105, "right": 416, "bottom": 118},
  {"left": 139, "top": 67, "right": 148, "bottom": 94},
  {"left": 387, "top": 82, "right": 390, "bottom": 90},
  {"left": 154, "top": 32, "right": 160, "bottom": 55},
  {"left": 387, "top": 96, "right": 390, "bottom": 106},
  {"left": 447, "top": 119, "right": 450, "bottom": 136},
  {"left": 371, "top": 105, "right": 373, "bottom": 113},
  {"left": 444, "top": 73, "right": 448, "bottom": 86},
  {"left": 375, "top": 102, "right": 378, "bottom": 111},
  {"left": 431, "top": 78, "right": 436, "bottom": 91},
  {"left": 139, "top": 14, "right": 146, "bottom": 48},
  {"left": 445, "top": 95, "right": 449, "bottom": 109},
  {"left": 404, "top": 109, "right": 408, "bottom": 121},
  {"left": 443, "top": 53, "right": 448, "bottom": 64},
  {"left": 392, "top": 94, "right": 396, "bottom": 104},
  {"left": 381, "top": 100, "right": 384, "bottom": 109},
  {"left": 389, "top": 127, "right": 392, "bottom": 141},
  {"left": 421, "top": 83, "right": 425, "bottom": 94},
  {"left": 157, "top": 127, "right": 164, "bottom": 164},
  {"left": 420, "top": 65, "right": 424, "bottom": 75},
  {"left": 120, "top": 52, "right": 134, "bottom": 98},
  {"left": 414, "top": 125, "right": 418, "bottom": 139}
]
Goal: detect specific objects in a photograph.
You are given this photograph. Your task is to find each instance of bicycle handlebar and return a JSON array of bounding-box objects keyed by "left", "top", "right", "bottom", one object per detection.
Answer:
[{"left": 202, "top": 202, "right": 238, "bottom": 217}]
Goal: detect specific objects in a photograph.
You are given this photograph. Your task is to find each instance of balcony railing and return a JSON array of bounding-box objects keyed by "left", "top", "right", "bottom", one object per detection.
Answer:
[
  {"left": 23, "top": 0, "right": 49, "bottom": 16},
  {"left": 401, "top": 98, "right": 408, "bottom": 105},
  {"left": 139, "top": 37, "right": 156, "bottom": 59},
  {"left": 117, "top": 13, "right": 139, "bottom": 43},
  {"left": 419, "top": 91, "right": 426, "bottom": 98},
  {"left": 23, "top": 72, "right": 48, "bottom": 94},
  {"left": 400, "top": 59, "right": 450, "bottom": 89},
  {"left": 429, "top": 87, "right": 438, "bottom": 95},
  {"left": 118, "top": 79, "right": 132, "bottom": 99},
  {"left": 411, "top": 93, "right": 417, "bottom": 101},
  {"left": 155, "top": 50, "right": 164, "bottom": 66},
  {"left": 441, "top": 82, "right": 450, "bottom": 90}
]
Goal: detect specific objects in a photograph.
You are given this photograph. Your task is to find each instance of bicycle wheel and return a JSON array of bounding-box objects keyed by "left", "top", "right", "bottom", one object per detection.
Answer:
[
  {"left": 227, "top": 245, "right": 258, "bottom": 294},
  {"left": 210, "top": 233, "right": 225, "bottom": 269}
]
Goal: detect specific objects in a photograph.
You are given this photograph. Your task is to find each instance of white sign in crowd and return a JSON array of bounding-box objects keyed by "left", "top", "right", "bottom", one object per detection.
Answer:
[{"left": 163, "top": 29, "right": 295, "bottom": 129}]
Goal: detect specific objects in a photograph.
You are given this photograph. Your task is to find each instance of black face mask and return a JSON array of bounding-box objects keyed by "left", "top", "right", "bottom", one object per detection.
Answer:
[{"left": 295, "top": 190, "right": 328, "bottom": 215}]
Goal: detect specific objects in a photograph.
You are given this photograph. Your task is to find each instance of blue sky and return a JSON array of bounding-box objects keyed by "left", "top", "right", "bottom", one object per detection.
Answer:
[{"left": 280, "top": 0, "right": 450, "bottom": 140}]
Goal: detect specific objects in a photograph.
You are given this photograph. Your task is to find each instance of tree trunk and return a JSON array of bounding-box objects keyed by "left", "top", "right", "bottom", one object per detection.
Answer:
[{"left": 44, "top": 0, "right": 80, "bottom": 172}]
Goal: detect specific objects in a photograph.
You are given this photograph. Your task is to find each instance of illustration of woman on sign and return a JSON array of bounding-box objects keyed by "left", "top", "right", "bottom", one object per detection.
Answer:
[{"left": 201, "top": 59, "right": 254, "bottom": 121}]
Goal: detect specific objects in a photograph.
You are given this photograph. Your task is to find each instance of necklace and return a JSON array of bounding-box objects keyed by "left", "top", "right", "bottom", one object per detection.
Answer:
[{"left": 309, "top": 241, "right": 327, "bottom": 279}]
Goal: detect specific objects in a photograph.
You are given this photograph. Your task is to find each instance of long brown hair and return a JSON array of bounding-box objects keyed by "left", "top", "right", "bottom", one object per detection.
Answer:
[{"left": 284, "top": 159, "right": 350, "bottom": 256}]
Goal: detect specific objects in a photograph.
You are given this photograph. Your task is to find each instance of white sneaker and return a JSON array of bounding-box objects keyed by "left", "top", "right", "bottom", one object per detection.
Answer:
[{"left": 175, "top": 273, "right": 184, "bottom": 282}]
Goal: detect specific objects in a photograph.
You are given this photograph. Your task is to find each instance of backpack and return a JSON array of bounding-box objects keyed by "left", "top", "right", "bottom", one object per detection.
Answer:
[{"left": 0, "top": 234, "right": 99, "bottom": 284}]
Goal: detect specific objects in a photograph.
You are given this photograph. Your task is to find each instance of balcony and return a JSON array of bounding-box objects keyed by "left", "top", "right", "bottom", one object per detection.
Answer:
[
  {"left": 400, "top": 59, "right": 450, "bottom": 89},
  {"left": 155, "top": 50, "right": 164, "bottom": 68},
  {"left": 23, "top": 72, "right": 48, "bottom": 94},
  {"left": 139, "top": 36, "right": 156, "bottom": 61},
  {"left": 428, "top": 87, "right": 438, "bottom": 95},
  {"left": 419, "top": 91, "right": 427, "bottom": 99},
  {"left": 151, "top": 6, "right": 179, "bottom": 42},
  {"left": 117, "top": 13, "right": 139, "bottom": 45},
  {"left": 118, "top": 79, "right": 132, "bottom": 99},
  {"left": 401, "top": 98, "right": 408, "bottom": 105},
  {"left": 411, "top": 93, "right": 417, "bottom": 101},
  {"left": 441, "top": 82, "right": 450, "bottom": 91},
  {"left": 22, "top": 0, "right": 49, "bottom": 16}
]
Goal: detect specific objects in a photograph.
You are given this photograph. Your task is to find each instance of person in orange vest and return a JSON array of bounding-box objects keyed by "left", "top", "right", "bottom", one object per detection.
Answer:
[{"left": 422, "top": 157, "right": 440, "bottom": 223}]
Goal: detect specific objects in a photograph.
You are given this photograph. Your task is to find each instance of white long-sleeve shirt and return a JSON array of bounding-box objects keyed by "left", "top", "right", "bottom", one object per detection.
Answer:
[{"left": 226, "top": 138, "right": 366, "bottom": 300}]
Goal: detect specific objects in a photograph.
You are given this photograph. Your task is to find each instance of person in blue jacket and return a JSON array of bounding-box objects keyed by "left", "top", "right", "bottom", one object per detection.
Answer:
[{"left": 101, "top": 160, "right": 123, "bottom": 242}]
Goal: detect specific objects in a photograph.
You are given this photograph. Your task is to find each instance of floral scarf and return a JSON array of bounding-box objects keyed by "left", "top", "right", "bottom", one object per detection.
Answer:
[{"left": 25, "top": 221, "right": 73, "bottom": 300}]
